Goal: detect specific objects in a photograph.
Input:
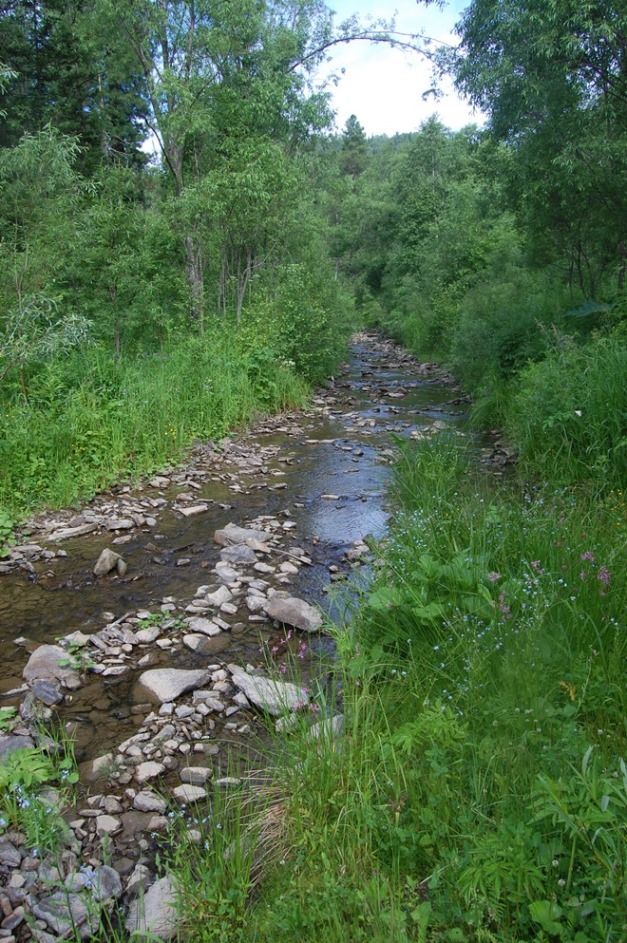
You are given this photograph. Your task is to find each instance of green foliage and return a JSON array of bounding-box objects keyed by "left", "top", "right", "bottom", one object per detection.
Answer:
[
  {"left": 0, "top": 742, "right": 78, "bottom": 855},
  {"left": 0, "top": 707, "right": 18, "bottom": 732},
  {"left": 508, "top": 330, "right": 627, "bottom": 486},
  {"left": 176, "top": 438, "right": 625, "bottom": 941},
  {"left": 0, "top": 325, "right": 310, "bottom": 518}
]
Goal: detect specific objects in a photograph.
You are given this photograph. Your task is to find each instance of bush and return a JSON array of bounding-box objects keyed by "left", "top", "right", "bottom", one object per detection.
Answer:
[
  {"left": 0, "top": 325, "right": 309, "bottom": 518},
  {"left": 507, "top": 330, "right": 627, "bottom": 485},
  {"left": 449, "top": 268, "right": 569, "bottom": 390}
]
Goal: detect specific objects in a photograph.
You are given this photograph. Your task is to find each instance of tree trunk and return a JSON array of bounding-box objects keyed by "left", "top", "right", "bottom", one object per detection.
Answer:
[{"left": 185, "top": 233, "right": 205, "bottom": 327}]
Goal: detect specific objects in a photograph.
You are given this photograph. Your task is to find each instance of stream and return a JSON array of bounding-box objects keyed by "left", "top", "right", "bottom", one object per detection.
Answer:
[{"left": 0, "top": 333, "right": 468, "bottom": 934}]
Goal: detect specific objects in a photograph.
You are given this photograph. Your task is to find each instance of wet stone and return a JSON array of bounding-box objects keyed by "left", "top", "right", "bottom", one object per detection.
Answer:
[{"left": 31, "top": 678, "right": 63, "bottom": 706}]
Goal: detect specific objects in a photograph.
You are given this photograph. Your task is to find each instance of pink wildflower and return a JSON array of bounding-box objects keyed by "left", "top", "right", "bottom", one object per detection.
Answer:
[
  {"left": 597, "top": 566, "right": 611, "bottom": 587},
  {"left": 580, "top": 551, "right": 595, "bottom": 563},
  {"left": 530, "top": 560, "right": 544, "bottom": 574},
  {"left": 498, "top": 592, "right": 511, "bottom": 619},
  {"left": 487, "top": 571, "right": 502, "bottom": 583}
]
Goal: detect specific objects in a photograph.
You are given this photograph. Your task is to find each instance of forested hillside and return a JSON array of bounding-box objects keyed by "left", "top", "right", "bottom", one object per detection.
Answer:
[{"left": 0, "top": 3, "right": 625, "bottom": 943}]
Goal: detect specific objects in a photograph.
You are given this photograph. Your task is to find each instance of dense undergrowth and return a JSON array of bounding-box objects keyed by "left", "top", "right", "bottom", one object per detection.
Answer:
[
  {"left": 171, "top": 436, "right": 626, "bottom": 943},
  {"left": 0, "top": 283, "right": 350, "bottom": 535},
  {"left": 0, "top": 329, "right": 309, "bottom": 524}
]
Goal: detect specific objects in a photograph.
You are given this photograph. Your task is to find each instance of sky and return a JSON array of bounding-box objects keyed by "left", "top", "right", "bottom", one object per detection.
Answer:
[{"left": 316, "top": 0, "right": 484, "bottom": 136}]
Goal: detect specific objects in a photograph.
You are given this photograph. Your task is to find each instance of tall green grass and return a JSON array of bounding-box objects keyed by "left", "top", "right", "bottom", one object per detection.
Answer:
[
  {"left": 167, "top": 437, "right": 626, "bottom": 942},
  {"left": 0, "top": 330, "right": 309, "bottom": 520},
  {"left": 507, "top": 331, "right": 627, "bottom": 487}
]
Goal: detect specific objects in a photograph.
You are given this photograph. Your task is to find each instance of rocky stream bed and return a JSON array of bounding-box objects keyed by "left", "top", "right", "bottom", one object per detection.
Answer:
[{"left": 0, "top": 333, "right": 514, "bottom": 941}]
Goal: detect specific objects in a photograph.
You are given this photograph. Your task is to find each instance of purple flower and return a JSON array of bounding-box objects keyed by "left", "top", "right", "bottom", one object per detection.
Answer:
[
  {"left": 498, "top": 592, "right": 511, "bottom": 619},
  {"left": 581, "top": 551, "right": 595, "bottom": 563},
  {"left": 597, "top": 566, "right": 611, "bottom": 587},
  {"left": 487, "top": 571, "right": 502, "bottom": 583}
]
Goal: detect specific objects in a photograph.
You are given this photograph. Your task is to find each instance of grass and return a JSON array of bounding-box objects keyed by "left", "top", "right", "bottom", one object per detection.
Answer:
[
  {"left": 0, "top": 326, "right": 310, "bottom": 529},
  {"left": 162, "top": 435, "right": 626, "bottom": 943}
]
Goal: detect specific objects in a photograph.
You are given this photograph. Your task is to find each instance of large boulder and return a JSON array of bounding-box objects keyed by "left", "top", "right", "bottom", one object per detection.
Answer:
[
  {"left": 23, "top": 644, "right": 81, "bottom": 689},
  {"left": 125, "top": 875, "right": 179, "bottom": 940},
  {"left": 263, "top": 596, "right": 323, "bottom": 633},
  {"left": 138, "top": 668, "right": 209, "bottom": 703},
  {"left": 228, "top": 665, "right": 308, "bottom": 716}
]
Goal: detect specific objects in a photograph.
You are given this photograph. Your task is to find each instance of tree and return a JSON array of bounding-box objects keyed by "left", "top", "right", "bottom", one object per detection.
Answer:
[
  {"left": 449, "top": 0, "right": 627, "bottom": 294},
  {"left": 341, "top": 114, "right": 367, "bottom": 177}
]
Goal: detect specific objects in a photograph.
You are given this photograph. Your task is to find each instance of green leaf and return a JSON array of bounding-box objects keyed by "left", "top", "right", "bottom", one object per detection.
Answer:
[{"left": 530, "top": 899, "right": 564, "bottom": 936}]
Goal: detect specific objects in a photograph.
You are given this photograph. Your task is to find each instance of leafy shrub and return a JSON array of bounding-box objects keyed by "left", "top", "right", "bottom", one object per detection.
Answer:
[
  {"left": 450, "top": 267, "right": 569, "bottom": 390},
  {"left": 507, "top": 330, "right": 627, "bottom": 485}
]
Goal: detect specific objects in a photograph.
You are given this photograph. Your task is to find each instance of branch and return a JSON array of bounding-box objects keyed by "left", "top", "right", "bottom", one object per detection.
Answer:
[{"left": 287, "top": 29, "right": 457, "bottom": 74}]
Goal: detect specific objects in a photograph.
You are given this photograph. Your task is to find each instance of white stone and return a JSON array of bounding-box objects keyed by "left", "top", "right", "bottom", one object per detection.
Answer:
[
  {"left": 263, "top": 596, "right": 323, "bottom": 632},
  {"left": 125, "top": 875, "right": 179, "bottom": 939},
  {"left": 139, "top": 668, "right": 210, "bottom": 703},
  {"left": 228, "top": 665, "right": 308, "bottom": 716}
]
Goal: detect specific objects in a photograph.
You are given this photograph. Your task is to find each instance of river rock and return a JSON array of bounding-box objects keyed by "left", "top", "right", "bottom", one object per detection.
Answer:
[
  {"left": 135, "top": 761, "right": 165, "bottom": 784},
  {"left": 126, "top": 863, "right": 152, "bottom": 897},
  {"left": 172, "top": 784, "right": 207, "bottom": 803},
  {"left": 31, "top": 678, "right": 63, "bottom": 706},
  {"left": 219, "top": 544, "right": 257, "bottom": 564},
  {"left": 94, "top": 548, "right": 127, "bottom": 577},
  {"left": 22, "top": 645, "right": 81, "bottom": 689},
  {"left": 228, "top": 665, "right": 308, "bottom": 716},
  {"left": 186, "top": 617, "right": 221, "bottom": 637},
  {"left": 182, "top": 634, "right": 213, "bottom": 653},
  {"left": 180, "top": 766, "right": 211, "bottom": 785},
  {"left": 133, "top": 791, "right": 167, "bottom": 813},
  {"left": 48, "top": 522, "right": 97, "bottom": 542},
  {"left": 179, "top": 504, "right": 209, "bottom": 517},
  {"left": 263, "top": 596, "right": 323, "bottom": 632},
  {"left": 205, "top": 585, "right": 232, "bottom": 607},
  {"left": 86, "top": 752, "right": 113, "bottom": 780},
  {"left": 106, "top": 518, "right": 134, "bottom": 531},
  {"left": 92, "top": 865, "right": 123, "bottom": 902},
  {"left": 135, "top": 625, "right": 161, "bottom": 644},
  {"left": 138, "top": 668, "right": 210, "bottom": 703},
  {"left": 0, "top": 841, "right": 21, "bottom": 868},
  {"left": 214, "top": 523, "right": 269, "bottom": 547},
  {"left": 125, "top": 875, "right": 179, "bottom": 940},
  {"left": 32, "top": 892, "right": 92, "bottom": 937},
  {"left": 96, "top": 814, "right": 121, "bottom": 836}
]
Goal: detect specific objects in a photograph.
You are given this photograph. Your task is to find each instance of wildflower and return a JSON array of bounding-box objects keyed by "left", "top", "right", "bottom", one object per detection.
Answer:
[
  {"left": 498, "top": 592, "right": 511, "bottom": 619},
  {"left": 308, "top": 702, "right": 320, "bottom": 714},
  {"left": 579, "top": 570, "right": 587, "bottom": 581},
  {"left": 580, "top": 550, "right": 595, "bottom": 563},
  {"left": 530, "top": 560, "right": 544, "bottom": 574},
  {"left": 597, "top": 566, "right": 611, "bottom": 587},
  {"left": 487, "top": 571, "right": 501, "bottom": 583}
]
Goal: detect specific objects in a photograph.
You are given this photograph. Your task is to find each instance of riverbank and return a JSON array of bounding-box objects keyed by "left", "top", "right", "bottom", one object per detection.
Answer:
[
  {"left": 0, "top": 333, "right": 462, "bottom": 941},
  {"left": 180, "top": 437, "right": 625, "bottom": 943}
]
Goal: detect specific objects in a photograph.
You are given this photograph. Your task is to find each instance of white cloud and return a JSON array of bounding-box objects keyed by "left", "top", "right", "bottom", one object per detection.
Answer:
[{"left": 316, "top": 0, "right": 484, "bottom": 134}]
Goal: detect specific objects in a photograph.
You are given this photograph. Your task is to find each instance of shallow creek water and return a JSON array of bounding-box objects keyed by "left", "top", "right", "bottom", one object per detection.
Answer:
[{"left": 0, "top": 334, "right": 465, "bottom": 767}]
